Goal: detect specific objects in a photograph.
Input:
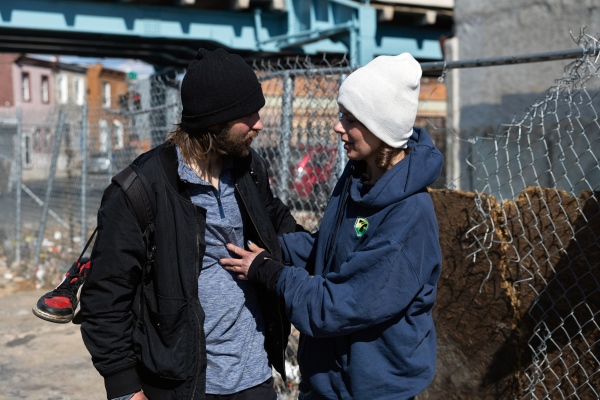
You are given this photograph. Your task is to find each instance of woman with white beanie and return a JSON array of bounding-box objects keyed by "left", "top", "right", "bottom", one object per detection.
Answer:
[{"left": 222, "top": 53, "right": 444, "bottom": 400}]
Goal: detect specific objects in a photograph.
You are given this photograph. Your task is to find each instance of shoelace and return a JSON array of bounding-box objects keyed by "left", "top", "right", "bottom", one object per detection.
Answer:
[
  {"left": 51, "top": 273, "right": 84, "bottom": 300},
  {"left": 48, "top": 260, "right": 90, "bottom": 300}
]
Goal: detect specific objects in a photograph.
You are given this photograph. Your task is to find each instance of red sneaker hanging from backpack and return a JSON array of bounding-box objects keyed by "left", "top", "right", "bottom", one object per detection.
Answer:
[{"left": 32, "top": 256, "right": 91, "bottom": 324}]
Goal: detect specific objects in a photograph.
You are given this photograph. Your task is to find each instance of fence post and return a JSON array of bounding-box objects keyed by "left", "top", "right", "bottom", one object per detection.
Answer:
[
  {"left": 278, "top": 71, "right": 294, "bottom": 205},
  {"left": 150, "top": 77, "right": 167, "bottom": 148},
  {"left": 15, "top": 107, "right": 22, "bottom": 270},
  {"left": 33, "top": 111, "right": 65, "bottom": 275},
  {"left": 107, "top": 124, "right": 113, "bottom": 184},
  {"left": 80, "top": 102, "right": 88, "bottom": 245},
  {"left": 444, "top": 38, "right": 462, "bottom": 191},
  {"left": 337, "top": 74, "right": 347, "bottom": 179}
]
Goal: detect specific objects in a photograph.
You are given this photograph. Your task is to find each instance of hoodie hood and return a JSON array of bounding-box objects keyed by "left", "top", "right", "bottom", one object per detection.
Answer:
[{"left": 348, "top": 127, "right": 443, "bottom": 208}]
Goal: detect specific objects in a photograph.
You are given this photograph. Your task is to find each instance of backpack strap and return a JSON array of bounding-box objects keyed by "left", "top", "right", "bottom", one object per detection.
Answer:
[
  {"left": 112, "top": 165, "right": 156, "bottom": 235},
  {"left": 112, "top": 165, "right": 157, "bottom": 265},
  {"left": 111, "top": 165, "right": 157, "bottom": 325}
]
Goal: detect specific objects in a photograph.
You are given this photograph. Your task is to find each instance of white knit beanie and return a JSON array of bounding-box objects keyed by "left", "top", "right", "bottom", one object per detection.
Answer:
[{"left": 337, "top": 53, "right": 422, "bottom": 149}]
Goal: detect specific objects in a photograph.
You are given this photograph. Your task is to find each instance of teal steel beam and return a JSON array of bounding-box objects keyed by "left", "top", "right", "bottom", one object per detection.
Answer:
[
  {"left": 0, "top": 0, "right": 272, "bottom": 49},
  {"left": 255, "top": 11, "right": 355, "bottom": 50},
  {"left": 356, "top": 5, "right": 376, "bottom": 66},
  {"left": 0, "top": 0, "right": 446, "bottom": 66},
  {"left": 328, "top": 0, "right": 363, "bottom": 9}
]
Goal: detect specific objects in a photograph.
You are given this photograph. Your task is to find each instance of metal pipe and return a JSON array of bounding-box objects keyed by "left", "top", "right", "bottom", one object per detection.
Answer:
[
  {"left": 15, "top": 107, "right": 22, "bottom": 270},
  {"left": 337, "top": 74, "right": 347, "bottom": 179},
  {"left": 279, "top": 71, "right": 294, "bottom": 206},
  {"left": 420, "top": 46, "right": 600, "bottom": 72},
  {"left": 258, "top": 66, "right": 356, "bottom": 82},
  {"left": 33, "top": 111, "right": 65, "bottom": 274},
  {"left": 80, "top": 102, "right": 88, "bottom": 246},
  {"left": 107, "top": 125, "right": 113, "bottom": 184},
  {"left": 258, "top": 46, "right": 600, "bottom": 82}
]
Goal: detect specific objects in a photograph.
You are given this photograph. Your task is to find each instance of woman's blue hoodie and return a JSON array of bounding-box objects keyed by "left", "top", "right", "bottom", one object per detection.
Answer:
[{"left": 277, "top": 127, "right": 443, "bottom": 399}]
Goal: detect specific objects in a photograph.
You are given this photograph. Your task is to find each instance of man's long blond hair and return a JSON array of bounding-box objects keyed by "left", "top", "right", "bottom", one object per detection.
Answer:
[{"left": 166, "top": 123, "right": 228, "bottom": 164}]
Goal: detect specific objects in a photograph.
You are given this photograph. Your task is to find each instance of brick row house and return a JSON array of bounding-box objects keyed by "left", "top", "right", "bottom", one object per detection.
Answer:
[
  {"left": 0, "top": 54, "right": 130, "bottom": 188},
  {"left": 86, "top": 63, "right": 129, "bottom": 155}
]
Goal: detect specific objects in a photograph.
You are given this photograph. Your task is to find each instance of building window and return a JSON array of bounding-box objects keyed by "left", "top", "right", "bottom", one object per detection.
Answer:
[
  {"left": 57, "top": 74, "right": 68, "bottom": 104},
  {"left": 75, "top": 77, "right": 85, "bottom": 106},
  {"left": 22, "top": 73, "right": 31, "bottom": 102},
  {"left": 41, "top": 75, "right": 50, "bottom": 104},
  {"left": 102, "top": 82, "right": 111, "bottom": 108}
]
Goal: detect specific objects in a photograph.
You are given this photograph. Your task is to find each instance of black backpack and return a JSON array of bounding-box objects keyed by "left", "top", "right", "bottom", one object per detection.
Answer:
[{"left": 33, "top": 165, "right": 156, "bottom": 325}]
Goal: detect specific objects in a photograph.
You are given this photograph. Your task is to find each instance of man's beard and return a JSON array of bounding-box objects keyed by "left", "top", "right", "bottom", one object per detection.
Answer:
[{"left": 216, "top": 131, "right": 256, "bottom": 158}]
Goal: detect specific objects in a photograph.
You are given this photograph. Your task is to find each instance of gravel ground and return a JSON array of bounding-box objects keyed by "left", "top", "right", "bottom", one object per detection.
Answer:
[
  {"left": 0, "top": 282, "right": 300, "bottom": 400},
  {"left": 0, "top": 287, "right": 105, "bottom": 400}
]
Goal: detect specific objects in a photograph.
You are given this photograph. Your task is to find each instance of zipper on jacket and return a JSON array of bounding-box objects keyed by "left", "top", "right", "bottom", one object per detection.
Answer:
[
  {"left": 214, "top": 189, "right": 225, "bottom": 219},
  {"left": 323, "top": 174, "right": 352, "bottom": 275},
  {"left": 190, "top": 202, "right": 204, "bottom": 400},
  {"left": 235, "top": 184, "right": 274, "bottom": 255}
]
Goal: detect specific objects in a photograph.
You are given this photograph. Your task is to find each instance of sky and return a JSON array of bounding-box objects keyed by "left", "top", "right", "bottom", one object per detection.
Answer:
[{"left": 30, "top": 54, "right": 156, "bottom": 78}]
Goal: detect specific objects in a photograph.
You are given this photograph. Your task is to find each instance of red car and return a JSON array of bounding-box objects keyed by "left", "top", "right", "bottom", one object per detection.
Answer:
[
  {"left": 257, "top": 144, "right": 340, "bottom": 211},
  {"left": 289, "top": 144, "right": 339, "bottom": 209}
]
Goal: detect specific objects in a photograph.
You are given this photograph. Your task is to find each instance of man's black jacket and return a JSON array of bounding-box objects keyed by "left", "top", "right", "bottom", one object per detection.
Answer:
[{"left": 80, "top": 143, "right": 301, "bottom": 399}]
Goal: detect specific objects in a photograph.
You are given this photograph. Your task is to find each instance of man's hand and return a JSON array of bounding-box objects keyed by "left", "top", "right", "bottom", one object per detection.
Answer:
[
  {"left": 221, "top": 241, "right": 265, "bottom": 280},
  {"left": 131, "top": 391, "right": 148, "bottom": 400}
]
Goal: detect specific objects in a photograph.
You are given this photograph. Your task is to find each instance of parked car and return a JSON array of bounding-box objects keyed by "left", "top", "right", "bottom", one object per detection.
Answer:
[
  {"left": 88, "top": 153, "right": 112, "bottom": 174},
  {"left": 88, "top": 147, "right": 138, "bottom": 175},
  {"left": 258, "top": 144, "right": 339, "bottom": 211},
  {"left": 290, "top": 143, "right": 338, "bottom": 208}
]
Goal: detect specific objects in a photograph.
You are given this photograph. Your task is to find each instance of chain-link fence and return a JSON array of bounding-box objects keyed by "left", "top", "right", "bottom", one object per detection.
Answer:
[
  {"left": 451, "top": 31, "right": 600, "bottom": 399},
  {"left": 0, "top": 29, "right": 598, "bottom": 399}
]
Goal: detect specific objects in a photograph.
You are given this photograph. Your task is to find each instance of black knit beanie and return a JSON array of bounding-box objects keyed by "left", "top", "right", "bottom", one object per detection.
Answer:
[{"left": 180, "top": 48, "right": 265, "bottom": 131}]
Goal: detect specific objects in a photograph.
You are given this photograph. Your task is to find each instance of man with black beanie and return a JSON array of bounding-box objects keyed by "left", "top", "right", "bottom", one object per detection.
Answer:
[{"left": 78, "top": 48, "right": 302, "bottom": 400}]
